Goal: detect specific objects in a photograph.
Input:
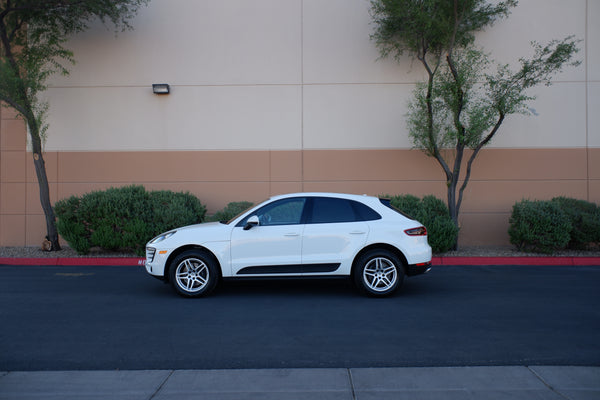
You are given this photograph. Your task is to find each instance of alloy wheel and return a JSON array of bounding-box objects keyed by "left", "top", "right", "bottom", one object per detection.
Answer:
[
  {"left": 362, "top": 257, "right": 398, "bottom": 292},
  {"left": 175, "top": 258, "right": 210, "bottom": 293}
]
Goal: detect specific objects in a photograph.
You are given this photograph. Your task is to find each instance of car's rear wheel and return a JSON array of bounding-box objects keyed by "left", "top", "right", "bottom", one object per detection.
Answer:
[
  {"left": 169, "top": 250, "right": 219, "bottom": 297},
  {"left": 354, "top": 249, "right": 404, "bottom": 297}
]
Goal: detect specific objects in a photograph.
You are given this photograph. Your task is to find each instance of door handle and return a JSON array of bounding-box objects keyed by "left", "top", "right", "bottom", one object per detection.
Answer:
[
  {"left": 350, "top": 231, "right": 366, "bottom": 235},
  {"left": 284, "top": 233, "right": 300, "bottom": 237}
]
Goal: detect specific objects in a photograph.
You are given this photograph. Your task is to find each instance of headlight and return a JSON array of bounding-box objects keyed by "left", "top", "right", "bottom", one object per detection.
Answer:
[{"left": 149, "top": 231, "right": 176, "bottom": 244}]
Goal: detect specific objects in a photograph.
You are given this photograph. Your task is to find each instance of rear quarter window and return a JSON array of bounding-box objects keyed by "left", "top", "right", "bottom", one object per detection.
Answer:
[
  {"left": 351, "top": 201, "right": 382, "bottom": 221},
  {"left": 379, "top": 198, "right": 415, "bottom": 220}
]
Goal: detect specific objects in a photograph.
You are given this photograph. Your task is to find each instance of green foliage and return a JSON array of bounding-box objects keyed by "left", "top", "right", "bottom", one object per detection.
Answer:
[
  {"left": 389, "top": 194, "right": 421, "bottom": 215},
  {"left": 406, "top": 38, "right": 581, "bottom": 156},
  {"left": 0, "top": 0, "right": 150, "bottom": 129},
  {"left": 370, "top": 0, "right": 516, "bottom": 63},
  {"left": 0, "top": 0, "right": 149, "bottom": 249},
  {"left": 508, "top": 200, "right": 572, "bottom": 254},
  {"left": 486, "top": 37, "right": 581, "bottom": 117},
  {"left": 54, "top": 196, "right": 90, "bottom": 254},
  {"left": 407, "top": 49, "right": 496, "bottom": 155},
  {"left": 551, "top": 197, "right": 600, "bottom": 250},
  {"left": 370, "top": 0, "right": 581, "bottom": 240},
  {"left": 509, "top": 198, "right": 600, "bottom": 253},
  {"left": 208, "top": 201, "right": 254, "bottom": 223},
  {"left": 149, "top": 190, "right": 207, "bottom": 234},
  {"left": 389, "top": 194, "right": 459, "bottom": 253},
  {"left": 54, "top": 185, "right": 206, "bottom": 256}
]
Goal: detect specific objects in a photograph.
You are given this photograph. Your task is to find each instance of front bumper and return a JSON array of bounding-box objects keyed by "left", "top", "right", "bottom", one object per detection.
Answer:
[{"left": 145, "top": 246, "right": 170, "bottom": 278}]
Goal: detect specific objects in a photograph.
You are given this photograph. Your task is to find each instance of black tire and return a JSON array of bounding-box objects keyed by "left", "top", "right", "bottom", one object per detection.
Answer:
[
  {"left": 353, "top": 249, "right": 405, "bottom": 297},
  {"left": 169, "top": 250, "right": 219, "bottom": 297}
]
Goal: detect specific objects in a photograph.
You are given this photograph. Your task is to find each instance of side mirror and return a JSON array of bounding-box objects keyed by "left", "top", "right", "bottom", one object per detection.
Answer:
[{"left": 244, "top": 215, "right": 260, "bottom": 230}]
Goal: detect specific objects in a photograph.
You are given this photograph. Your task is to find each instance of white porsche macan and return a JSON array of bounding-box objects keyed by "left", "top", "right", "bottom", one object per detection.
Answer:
[{"left": 145, "top": 192, "right": 432, "bottom": 297}]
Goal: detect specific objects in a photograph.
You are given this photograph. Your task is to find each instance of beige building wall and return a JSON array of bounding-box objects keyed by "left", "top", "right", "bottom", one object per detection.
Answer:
[{"left": 1, "top": 0, "right": 598, "bottom": 248}]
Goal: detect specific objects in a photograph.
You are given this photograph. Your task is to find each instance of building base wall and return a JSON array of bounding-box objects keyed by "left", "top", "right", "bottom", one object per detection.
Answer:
[{"left": 2, "top": 137, "right": 598, "bottom": 248}]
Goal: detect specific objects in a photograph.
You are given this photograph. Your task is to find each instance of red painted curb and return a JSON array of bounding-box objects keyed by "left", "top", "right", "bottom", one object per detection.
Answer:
[
  {"left": 572, "top": 257, "right": 600, "bottom": 266},
  {"left": 0, "top": 257, "right": 145, "bottom": 266},
  {"left": 432, "top": 256, "right": 600, "bottom": 266}
]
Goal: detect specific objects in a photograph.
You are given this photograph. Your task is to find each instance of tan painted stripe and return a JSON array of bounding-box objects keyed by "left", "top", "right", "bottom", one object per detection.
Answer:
[{"left": 2, "top": 148, "right": 599, "bottom": 247}]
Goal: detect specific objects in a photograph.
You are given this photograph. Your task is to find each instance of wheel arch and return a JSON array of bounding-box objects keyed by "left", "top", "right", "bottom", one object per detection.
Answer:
[
  {"left": 351, "top": 243, "right": 408, "bottom": 277},
  {"left": 164, "top": 245, "right": 222, "bottom": 283}
]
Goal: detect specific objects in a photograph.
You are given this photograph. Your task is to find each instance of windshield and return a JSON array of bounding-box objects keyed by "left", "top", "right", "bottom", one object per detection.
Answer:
[{"left": 222, "top": 201, "right": 264, "bottom": 225}]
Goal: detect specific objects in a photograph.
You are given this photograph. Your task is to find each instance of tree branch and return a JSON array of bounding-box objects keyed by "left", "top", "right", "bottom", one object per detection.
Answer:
[
  {"left": 417, "top": 53, "right": 452, "bottom": 181},
  {"left": 456, "top": 111, "right": 505, "bottom": 213}
]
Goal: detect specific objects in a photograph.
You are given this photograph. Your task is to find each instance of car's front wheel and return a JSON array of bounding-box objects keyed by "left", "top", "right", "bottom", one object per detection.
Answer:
[
  {"left": 169, "top": 250, "right": 219, "bottom": 297},
  {"left": 354, "top": 249, "right": 405, "bottom": 297}
]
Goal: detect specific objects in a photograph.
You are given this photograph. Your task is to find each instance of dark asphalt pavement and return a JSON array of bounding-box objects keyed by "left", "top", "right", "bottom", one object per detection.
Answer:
[{"left": 1, "top": 264, "right": 599, "bottom": 371}]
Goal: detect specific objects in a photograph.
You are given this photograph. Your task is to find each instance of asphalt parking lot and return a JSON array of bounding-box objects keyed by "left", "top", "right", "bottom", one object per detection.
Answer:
[{"left": 1, "top": 262, "right": 599, "bottom": 399}]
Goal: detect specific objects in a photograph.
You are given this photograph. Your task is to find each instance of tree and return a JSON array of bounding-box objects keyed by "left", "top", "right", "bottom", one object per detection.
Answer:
[
  {"left": 370, "top": 0, "right": 580, "bottom": 248},
  {"left": 0, "top": 0, "right": 149, "bottom": 250}
]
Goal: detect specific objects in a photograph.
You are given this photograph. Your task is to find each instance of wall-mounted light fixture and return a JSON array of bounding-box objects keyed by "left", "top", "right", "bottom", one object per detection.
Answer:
[{"left": 152, "top": 83, "right": 170, "bottom": 95}]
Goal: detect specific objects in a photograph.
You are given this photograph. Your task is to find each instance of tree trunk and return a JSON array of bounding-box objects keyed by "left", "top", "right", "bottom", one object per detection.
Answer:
[
  {"left": 31, "top": 151, "right": 61, "bottom": 250},
  {"left": 447, "top": 175, "right": 459, "bottom": 251},
  {"left": 27, "top": 115, "right": 61, "bottom": 251}
]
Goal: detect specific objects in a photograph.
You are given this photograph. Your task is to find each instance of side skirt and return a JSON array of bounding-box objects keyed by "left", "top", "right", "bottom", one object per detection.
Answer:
[
  {"left": 236, "top": 263, "right": 341, "bottom": 275},
  {"left": 223, "top": 275, "right": 349, "bottom": 282}
]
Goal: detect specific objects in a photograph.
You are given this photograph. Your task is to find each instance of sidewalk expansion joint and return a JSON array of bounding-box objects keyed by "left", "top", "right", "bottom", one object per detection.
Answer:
[
  {"left": 346, "top": 368, "right": 357, "bottom": 400},
  {"left": 527, "top": 366, "right": 570, "bottom": 400},
  {"left": 148, "top": 370, "right": 174, "bottom": 400}
]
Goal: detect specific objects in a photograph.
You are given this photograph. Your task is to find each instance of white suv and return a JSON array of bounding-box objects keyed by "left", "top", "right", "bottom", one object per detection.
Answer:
[{"left": 145, "top": 192, "right": 432, "bottom": 297}]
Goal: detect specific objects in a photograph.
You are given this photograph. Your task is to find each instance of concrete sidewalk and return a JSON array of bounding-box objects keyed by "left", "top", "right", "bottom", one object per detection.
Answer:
[{"left": 1, "top": 366, "right": 599, "bottom": 400}]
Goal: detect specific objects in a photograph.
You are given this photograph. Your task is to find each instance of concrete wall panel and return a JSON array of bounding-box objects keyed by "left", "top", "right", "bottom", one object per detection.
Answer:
[
  {"left": 303, "top": 84, "right": 414, "bottom": 149},
  {"left": 477, "top": 0, "right": 586, "bottom": 83},
  {"left": 588, "top": 0, "right": 600, "bottom": 82},
  {"left": 589, "top": 82, "right": 600, "bottom": 148},
  {"left": 302, "top": 0, "right": 423, "bottom": 84},
  {"left": 48, "top": 0, "right": 302, "bottom": 87},
  {"left": 45, "top": 85, "right": 302, "bottom": 151},
  {"left": 489, "top": 83, "right": 587, "bottom": 149}
]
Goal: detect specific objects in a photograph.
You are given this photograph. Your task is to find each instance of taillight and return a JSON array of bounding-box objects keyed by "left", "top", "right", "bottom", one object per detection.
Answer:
[{"left": 404, "top": 226, "right": 427, "bottom": 236}]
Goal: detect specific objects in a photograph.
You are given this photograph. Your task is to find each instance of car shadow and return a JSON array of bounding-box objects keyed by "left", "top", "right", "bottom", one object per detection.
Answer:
[
  {"left": 217, "top": 277, "right": 358, "bottom": 298},
  {"left": 215, "top": 275, "right": 439, "bottom": 299},
  {"left": 145, "top": 274, "right": 440, "bottom": 299}
]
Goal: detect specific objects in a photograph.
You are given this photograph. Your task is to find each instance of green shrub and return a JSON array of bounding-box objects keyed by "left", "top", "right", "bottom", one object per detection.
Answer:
[
  {"left": 389, "top": 194, "right": 459, "bottom": 253},
  {"left": 551, "top": 197, "right": 600, "bottom": 250},
  {"left": 208, "top": 201, "right": 254, "bottom": 222},
  {"left": 54, "top": 196, "right": 90, "bottom": 254},
  {"left": 508, "top": 199, "right": 571, "bottom": 254},
  {"left": 149, "top": 190, "right": 207, "bottom": 234},
  {"left": 54, "top": 185, "right": 206, "bottom": 256}
]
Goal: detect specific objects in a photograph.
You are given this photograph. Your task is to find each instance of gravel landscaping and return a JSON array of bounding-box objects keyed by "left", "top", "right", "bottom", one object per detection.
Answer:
[{"left": 0, "top": 246, "right": 140, "bottom": 258}]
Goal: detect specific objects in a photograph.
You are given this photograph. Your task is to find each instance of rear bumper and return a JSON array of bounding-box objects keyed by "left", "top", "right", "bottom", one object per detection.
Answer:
[{"left": 407, "top": 262, "right": 431, "bottom": 276}]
